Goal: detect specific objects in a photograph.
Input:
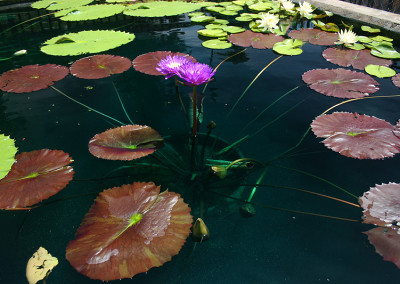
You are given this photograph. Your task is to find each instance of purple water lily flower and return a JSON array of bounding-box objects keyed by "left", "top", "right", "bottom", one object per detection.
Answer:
[
  {"left": 156, "top": 55, "right": 193, "bottom": 79},
  {"left": 176, "top": 62, "right": 215, "bottom": 86}
]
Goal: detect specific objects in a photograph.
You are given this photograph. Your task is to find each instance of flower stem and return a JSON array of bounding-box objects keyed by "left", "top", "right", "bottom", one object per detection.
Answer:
[{"left": 192, "top": 85, "right": 198, "bottom": 137}]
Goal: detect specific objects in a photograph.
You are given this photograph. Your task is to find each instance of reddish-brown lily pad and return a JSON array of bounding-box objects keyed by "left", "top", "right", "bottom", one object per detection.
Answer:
[
  {"left": 228, "top": 30, "right": 284, "bottom": 49},
  {"left": 288, "top": 28, "right": 338, "bottom": 46},
  {"left": 0, "top": 64, "right": 69, "bottom": 93},
  {"left": 359, "top": 183, "right": 400, "bottom": 227},
  {"left": 392, "top": 73, "right": 400, "bottom": 88},
  {"left": 70, "top": 54, "right": 132, "bottom": 79},
  {"left": 0, "top": 149, "right": 74, "bottom": 209},
  {"left": 302, "top": 68, "right": 379, "bottom": 98},
  {"left": 322, "top": 48, "right": 392, "bottom": 70},
  {"left": 89, "top": 124, "right": 164, "bottom": 160},
  {"left": 132, "top": 51, "right": 196, "bottom": 76},
  {"left": 311, "top": 112, "right": 400, "bottom": 159},
  {"left": 66, "top": 182, "right": 192, "bottom": 281},
  {"left": 364, "top": 227, "right": 400, "bottom": 269}
]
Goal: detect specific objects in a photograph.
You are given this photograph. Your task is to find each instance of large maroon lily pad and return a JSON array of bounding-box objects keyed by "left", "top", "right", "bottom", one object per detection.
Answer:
[
  {"left": 89, "top": 124, "right": 164, "bottom": 160},
  {"left": 302, "top": 68, "right": 380, "bottom": 98},
  {"left": 70, "top": 54, "right": 132, "bottom": 79},
  {"left": 288, "top": 28, "right": 338, "bottom": 46},
  {"left": 359, "top": 183, "right": 400, "bottom": 227},
  {"left": 0, "top": 149, "right": 74, "bottom": 209},
  {"left": 66, "top": 182, "right": 192, "bottom": 281},
  {"left": 132, "top": 51, "right": 197, "bottom": 76},
  {"left": 228, "top": 30, "right": 284, "bottom": 49},
  {"left": 0, "top": 64, "right": 69, "bottom": 93},
  {"left": 311, "top": 112, "right": 400, "bottom": 159},
  {"left": 364, "top": 227, "right": 400, "bottom": 269},
  {"left": 322, "top": 48, "right": 392, "bottom": 70}
]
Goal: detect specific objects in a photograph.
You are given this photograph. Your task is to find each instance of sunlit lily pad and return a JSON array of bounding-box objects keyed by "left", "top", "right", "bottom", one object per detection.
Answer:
[
  {"left": 311, "top": 112, "right": 400, "bottom": 159},
  {"left": 364, "top": 227, "right": 400, "bottom": 269},
  {"left": 322, "top": 48, "right": 392, "bottom": 70},
  {"left": 0, "top": 149, "right": 74, "bottom": 209},
  {"left": 70, "top": 54, "right": 131, "bottom": 79},
  {"left": 228, "top": 30, "right": 284, "bottom": 49},
  {"left": 273, "top": 39, "right": 304, "bottom": 55},
  {"left": 360, "top": 183, "right": 400, "bottom": 227},
  {"left": 212, "top": 18, "right": 229, "bottom": 25},
  {"left": 66, "top": 182, "right": 192, "bottom": 281},
  {"left": 124, "top": 1, "right": 202, "bottom": 17},
  {"left": 0, "top": 134, "right": 17, "bottom": 181},
  {"left": 41, "top": 30, "right": 135, "bottom": 56},
  {"left": 206, "top": 6, "right": 224, "bottom": 13},
  {"left": 370, "top": 35, "right": 393, "bottom": 42},
  {"left": 198, "top": 29, "right": 228, "bottom": 38},
  {"left": 89, "top": 125, "right": 164, "bottom": 160},
  {"left": 361, "top": 25, "right": 381, "bottom": 33},
  {"left": 370, "top": 42, "right": 400, "bottom": 59},
  {"left": 312, "top": 21, "right": 339, "bottom": 32},
  {"left": 191, "top": 15, "right": 215, "bottom": 23},
  {"left": 219, "top": 10, "right": 238, "bottom": 16},
  {"left": 288, "top": 28, "right": 338, "bottom": 46},
  {"left": 302, "top": 68, "right": 379, "bottom": 98},
  {"left": 221, "top": 26, "right": 245, "bottom": 33},
  {"left": 31, "top": 0, "right": 94, "bottom": 10},
  {"left": 365, "top": 64, "right": 396, "bottom": 78},
  {"left": 202, "top": 39, "right": 232, "bottom": 49},
  {"left": 132, "top": 51, "right": 196, "bottom": 76},
  {"left": 0, "top": 64, "right": 69, "bottom": 93},
  {"left": 55, "top": 4, "right": 125, "bottom": 21}
]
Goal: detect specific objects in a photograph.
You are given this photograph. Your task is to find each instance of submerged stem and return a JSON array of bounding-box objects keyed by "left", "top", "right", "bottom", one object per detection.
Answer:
[
  {"left": 111, "top": 80, "right": 133, "bottom": 124},
  {"left": 50, "top": 86, "right": 126, "bottom": 125},
  {"left": 247, "top": 167, "right": 269, "bottom": 202}
]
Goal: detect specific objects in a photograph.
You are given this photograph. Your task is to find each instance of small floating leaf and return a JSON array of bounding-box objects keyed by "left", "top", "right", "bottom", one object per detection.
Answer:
[
  {"left": 198, "top": 29, "right": 228, "bottom": 38},
  {"left": 273, "top": 39, "right": 304, "bottom": 56},
  {"left": 221, "top": 25, "right": 245, "bottom": 33},
  {"left": 191, "top": 15, "right": 215, "bottom": 23},
  {"left": 361, "top": 25, "right": 381, "bottom": 33},
  {"left": 365, "top": 64, "right": 396, "bottom": 78},
  {"left": 202, "top": 39, "right": 232, "bottom": 49}
]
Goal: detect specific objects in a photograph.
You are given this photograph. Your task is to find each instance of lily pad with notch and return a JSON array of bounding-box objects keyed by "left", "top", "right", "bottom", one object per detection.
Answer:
[
  {"left": 302, "top": 68, "right": 379, "bottom": 98},
  {"left": 365, "top": 64, "right": 396, "bottom": 78},
  {"left": 0, "top": 149, "right": 74, "bottom": 209},
  {"left": 0, "top": 64, "right": 69, "bottom": 93},
  {"left": 66, "top": 181, "right": 192, "bottom": 281},
  {"left": 54, "top": 4, "right": 125, "bottom": 21},
  {"left": 70, "top": 54, "right": 132, "bottom": 79},
  {"left": 88, "top": 125, "right": 164, "bottom": 160},
  {"left": 273, "top": 39, "right": 304, "bottom": 55},
  {"left": 202, "top": 39, "right": 232, "bottom": 49},
  {"left": 311, "top": 112, "right": 400, "bottom": 159}
]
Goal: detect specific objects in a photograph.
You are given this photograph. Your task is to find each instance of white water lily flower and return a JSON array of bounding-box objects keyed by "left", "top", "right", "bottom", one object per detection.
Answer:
[
  {"left": 256, "top": 12, "right": 279, "bottom": 32},
  {"left": 298, "top": 1, "right": 314, "bottom": 18},
  {"left": 281, "top": 0, "right": 295, "bottom": 13},
  {"left": 336, "top": 29, "right": 358, "bottom": 45}
]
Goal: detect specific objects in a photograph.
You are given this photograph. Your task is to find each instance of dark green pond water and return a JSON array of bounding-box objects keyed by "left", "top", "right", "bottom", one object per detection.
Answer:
[{"left": 1, "top": 6, "right": 400, "bottom": 284}]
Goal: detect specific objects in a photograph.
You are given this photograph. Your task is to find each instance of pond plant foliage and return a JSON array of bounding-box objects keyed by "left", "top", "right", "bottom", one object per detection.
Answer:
[{"left": 1, "top": 0, "right": 400, "bottom": 281}]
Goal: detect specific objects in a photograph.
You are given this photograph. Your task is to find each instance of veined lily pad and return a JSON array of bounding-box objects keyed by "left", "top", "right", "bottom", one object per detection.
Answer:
[
  {"left": 311, "top": 112, "right": 400, "bottom": 159},
  {"left": 228, "top": 30, "right": 284, "bottom": 49},
  {"left": 202, "top": 39, "right": 232, "bottom": 49},
  {"left": 132, "top": 51, "right": 196, "bottom": 76},
  {"left": 66, "top": 182, "right": 192, "bottom": 281},
  {"left": 0, "top": 64, "right": 69, "bottom": 93},
  {"left": 322, "top": 48, "right": 392, "bottom": 70},
  {"left": 364, "top": 227, "right": 400, "bottom": 269},
  {"left": 0, "top": 149, "right": 74, "bottom": 209},
  {"left": 89, "top": 125, "right": 164, "bottom": 160},
  {"left": 273, "top": 39, "right": 304, "bottom": 55},
  {"left": 370, "top": 42, "right": 400, "bottom": 59},
  {"left": 288, "top": 28, "right": 338, "bottom": 46},
  {"left": 198, "top": 29, "right": 228, "bottom": 38},
  {"left": 41, "top": 30, "right": 135, "bottom": 56},
  {"left": 55, "top": 4, "right": 125, "bottom": 21},
  {"left": 124, "top": 1, "right": 202, "bottom": 17},
  {"left": 365, "top": 64, "right": 396, "bottom": 78},
  {"left": 0, "top": 134, "right": 17, "bottom": 181},
  {"left": 302, "top": 68, "right": 379, "bottom": 98},
  {"left": 70, "top": 54, "right": 131, "bottom": 79},
  {"left": 31, "top": 0, "right": 94, "bottom": 10}
]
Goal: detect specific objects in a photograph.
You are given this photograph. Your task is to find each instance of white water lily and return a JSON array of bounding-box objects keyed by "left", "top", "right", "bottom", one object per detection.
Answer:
[
  {"left": 298, "top": 1, "right": 314, "bottom": 18},
  {"left": 281, "top": 0, "right": 295, "bottom": 13},
  {"left": 256, "top": 12, "right": 279, "bottom": 32},
  {"left": 336, "top": 29, "right": 358, "bottom": 45}
]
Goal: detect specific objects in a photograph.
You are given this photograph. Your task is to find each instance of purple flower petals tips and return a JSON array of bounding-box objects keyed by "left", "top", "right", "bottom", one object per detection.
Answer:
[
  {"left": 176, "top": 62, "right": 215, "bottom": 86},
  {"left": 156, "top": 55, "right": 193, "bottom": 79}
]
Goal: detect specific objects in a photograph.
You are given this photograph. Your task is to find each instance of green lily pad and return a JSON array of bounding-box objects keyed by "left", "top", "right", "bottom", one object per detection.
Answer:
[
  {"left": 31, "top": 0, "right": 94, "bottom": 10},
  {"left": 232, "top": 0, "right": 246, "bottom": 5},
  {"left": 219, "top": 10, "right": 238, "bottom": 16},
  {"left": 248, "top": 2, "right": 272, "bottom": 11},
  {"left": 202, "top": 39, "right": 232, "bottom": 49},
  {"left": 205, "top": 24, "right": 226, "bottom": 30},
  {"left": 357, "top": 36, "right": 373, "bottom": 43},
  {"left": 273, "top": 39, "right": 304, "bottom": 56},
  {"left": 198, "top": 29, "right": 228, "bottom": 38},
  {"left": 191, "top": 15, "right": 215, "bottom": 23},
  {"left": 370, "top": 42, "right": 400, "bottom": 59},
  {"left": 212, "top": 18, "right": 230, "bottom": 25},
  {"left": 41, "top": 30, "right": 135, "bottom": 56},
  {"left": 225, "top": 4, "right": 243, "bottom": 11},
  {"left": 124, "top": 1, "right": 202, "bottom": 17},
  {"left": 55, "top": 4, "right": 125, "bottom": 21},
  {"left": 0, "top": 134, "right": 17, "bottom": 181},
  {"left": 345, "top": 43, "right": 365, "bottom": 50},
  {"left": 365, "top": 64, "right": 396, "bottom": 78},
  {"left": 361, "top": 25, "right": 381, "bottom": 33},
  {"left": 370, "top": 35, "right": 393, "bottom": 42},
  {"left": 235, "top": 14, "right": 254, "bottom": 21},
  {"left": 188, "top": 11, "right": 204, "bottom": 17},
  {"left": 206, "top": 6, "right": 225, "bottom": 13},
  {"left": 222, "top": 25, "right": 245, "bottom": 33}
]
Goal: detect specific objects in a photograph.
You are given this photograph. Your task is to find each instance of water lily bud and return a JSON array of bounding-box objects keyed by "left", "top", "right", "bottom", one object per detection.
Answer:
[
  {"left": 192, "top": 218, "right": 210, "bottom": 242},
  {"left": 207, "top": 120, "right": 217, "bottom": 129},
  {"left": 14, "top": 49, "right": 27, "bottom": 56},
  {"left": 211, "top": 165, "right": 227, "bottom": 179}
]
